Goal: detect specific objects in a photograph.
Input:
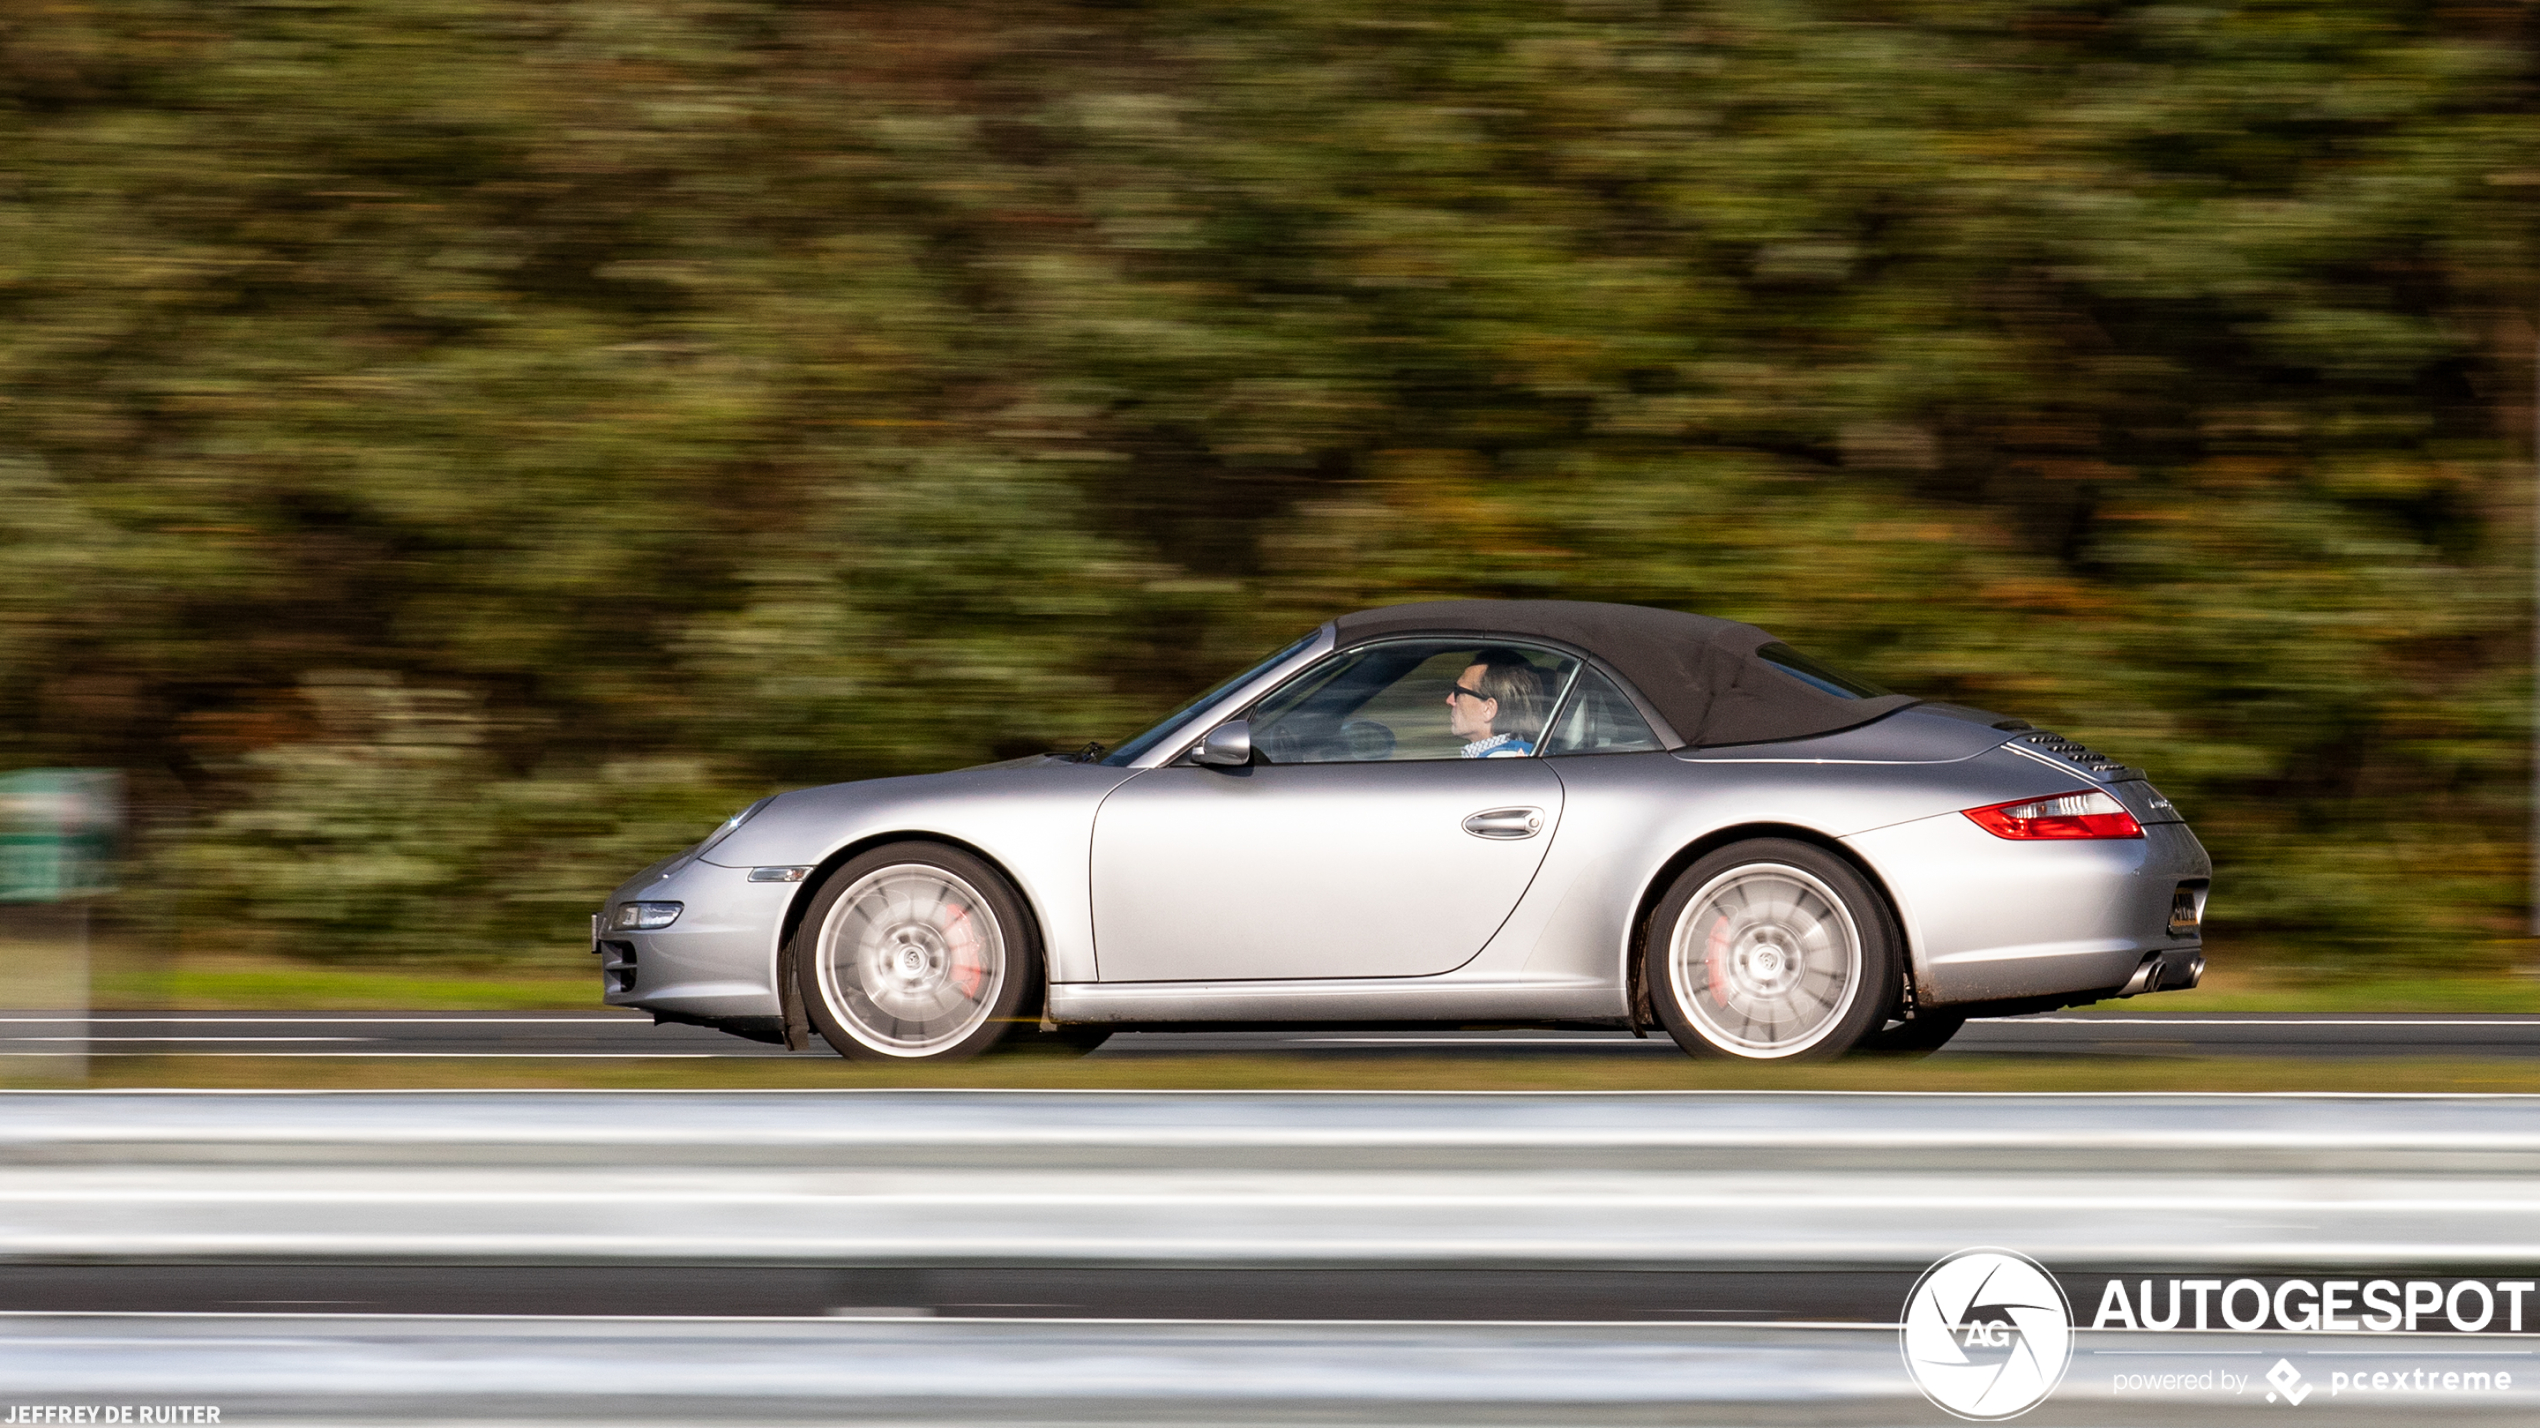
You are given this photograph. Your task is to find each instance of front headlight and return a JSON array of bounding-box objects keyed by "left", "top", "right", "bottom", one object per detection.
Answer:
[{"left": 613, "top": 901, "right": 683, "bottom": 931}]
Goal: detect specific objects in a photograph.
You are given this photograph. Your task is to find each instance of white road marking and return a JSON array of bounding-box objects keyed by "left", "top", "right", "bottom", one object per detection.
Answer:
[{"left": 1, "top": 1036, "right": 366, "bottom": 1043}]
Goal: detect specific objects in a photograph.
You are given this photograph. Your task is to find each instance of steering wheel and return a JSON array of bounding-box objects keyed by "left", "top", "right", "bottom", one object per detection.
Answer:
[{"left": 1338, "top": 719, "right": 1396, "bottom": 761}]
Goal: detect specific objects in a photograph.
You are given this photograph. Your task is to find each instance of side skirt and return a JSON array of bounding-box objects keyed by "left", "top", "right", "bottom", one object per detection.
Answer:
[{"left": 1047, "top": 978, "right": 1624, "bottom": 1026}]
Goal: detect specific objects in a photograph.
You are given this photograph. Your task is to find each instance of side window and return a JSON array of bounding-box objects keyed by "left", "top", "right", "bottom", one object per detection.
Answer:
[
  {"left": 1538, "top": 668, "right": 1665, "bottom": 756},
  {"left": 1240, "top": 640, "right": 1579, "bottom": 764}
]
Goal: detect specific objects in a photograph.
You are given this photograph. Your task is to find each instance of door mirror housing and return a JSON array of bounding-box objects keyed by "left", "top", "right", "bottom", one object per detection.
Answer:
[{"left": 1192, "top": 721, "right": 1252, "bottom": 767}]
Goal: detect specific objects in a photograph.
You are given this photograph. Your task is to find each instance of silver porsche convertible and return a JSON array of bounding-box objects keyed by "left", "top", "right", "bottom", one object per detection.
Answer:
[{"left": 597, "top": 600, "right": 2210, "bottom": 1061}]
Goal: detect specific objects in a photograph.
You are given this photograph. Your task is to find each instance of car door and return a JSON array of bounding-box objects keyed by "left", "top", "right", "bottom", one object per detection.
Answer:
[{"left": 1090, "top": 640, "right": 1576, "bottom": 982}]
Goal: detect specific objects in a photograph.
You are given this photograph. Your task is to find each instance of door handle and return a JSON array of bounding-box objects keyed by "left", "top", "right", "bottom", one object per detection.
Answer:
[{"left": 1462, "top": 807, "right": 1545, "bottom": 840}]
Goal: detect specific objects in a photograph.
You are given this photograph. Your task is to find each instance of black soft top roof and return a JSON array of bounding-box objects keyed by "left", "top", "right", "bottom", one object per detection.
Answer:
[{"left": 1331, "top": 599, "right": 1916, "bottom": 749}]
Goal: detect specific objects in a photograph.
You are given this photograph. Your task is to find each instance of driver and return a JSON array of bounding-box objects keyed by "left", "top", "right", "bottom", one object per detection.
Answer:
[{"left": 1447, "top": 649, "right": 1550, "bottom": 758}]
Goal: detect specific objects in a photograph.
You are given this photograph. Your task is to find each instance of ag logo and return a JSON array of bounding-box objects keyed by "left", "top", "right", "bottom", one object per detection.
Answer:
[{"left": 1901, "top": 1248, "right": 2074, "bottom": 1420}]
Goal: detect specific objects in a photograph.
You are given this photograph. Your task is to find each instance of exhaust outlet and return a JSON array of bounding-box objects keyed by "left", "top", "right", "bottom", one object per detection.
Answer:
[
  {"left": 2118, "top": 950, "right": 2205, "bottom": 998},
  {"left": 2118, "top": 956, "right": 2160, "bottom": 998}
]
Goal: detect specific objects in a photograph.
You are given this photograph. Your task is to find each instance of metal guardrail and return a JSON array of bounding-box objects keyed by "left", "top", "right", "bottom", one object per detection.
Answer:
[
  {"left": 3, "top": 1093, "right": 2539, "bottom": 1425},
  {"left": 0, "top": 1091, "right": 2535, "bottom": 1269}
]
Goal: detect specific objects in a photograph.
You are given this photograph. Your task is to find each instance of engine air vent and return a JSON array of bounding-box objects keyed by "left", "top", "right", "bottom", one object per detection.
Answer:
[
  {"left": 2018, "top": 731, "right": 2144, "bottom": 783},
  {"left": 599, "top": 940, "right": 639, "bottom": 995}
]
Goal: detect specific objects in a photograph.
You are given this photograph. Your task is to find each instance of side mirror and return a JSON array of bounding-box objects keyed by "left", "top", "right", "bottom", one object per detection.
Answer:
[{"left": 1192, "top": 721, "right": 1252, "bottom": 767}]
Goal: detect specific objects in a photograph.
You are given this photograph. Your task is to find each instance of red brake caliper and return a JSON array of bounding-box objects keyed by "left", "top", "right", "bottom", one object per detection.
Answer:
[
  {"left": 939, "top": 905, "right": 988, "bottom": 1000},
  {"left": 1705, "top": 914, "right": 1734, "bottom": 1007}
]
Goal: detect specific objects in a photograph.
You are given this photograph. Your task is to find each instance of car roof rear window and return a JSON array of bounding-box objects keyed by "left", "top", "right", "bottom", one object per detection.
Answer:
[{"left": 1755, "top": 642, "right": 1890, "bottom": 700}]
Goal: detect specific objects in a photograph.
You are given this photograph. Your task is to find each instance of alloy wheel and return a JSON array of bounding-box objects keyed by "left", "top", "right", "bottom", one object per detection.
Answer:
[
  {"left": 814, "top": 863, "right": 1006, "bottom": 1057},
  {"left": 1666, "top": 862, "right": 1864, "bottom": 1057}
]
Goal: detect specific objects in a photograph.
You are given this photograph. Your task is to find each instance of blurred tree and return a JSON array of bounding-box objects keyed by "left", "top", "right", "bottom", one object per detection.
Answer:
[{"left": 0, "top": 0, "right": 2530, "bottom": 968}]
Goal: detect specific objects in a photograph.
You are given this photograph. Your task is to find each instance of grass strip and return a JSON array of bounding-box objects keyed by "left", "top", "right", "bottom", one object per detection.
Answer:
[{"left": 92, "top": 965, "right": 597, "bottom": 1011}]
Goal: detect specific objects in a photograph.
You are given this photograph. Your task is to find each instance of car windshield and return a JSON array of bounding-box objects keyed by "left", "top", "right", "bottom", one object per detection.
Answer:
[{"left": 1100, "top": 631, "right": 1320, "bottom": 766}]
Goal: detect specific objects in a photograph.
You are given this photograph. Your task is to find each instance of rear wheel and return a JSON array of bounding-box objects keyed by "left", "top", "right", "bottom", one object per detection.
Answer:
[
  {"left": 794, "top": 842, "right": 1036, "bottom": 1062},
  {"left": 1645, "top": 839, "right": 1898, "bottom": 1063}
]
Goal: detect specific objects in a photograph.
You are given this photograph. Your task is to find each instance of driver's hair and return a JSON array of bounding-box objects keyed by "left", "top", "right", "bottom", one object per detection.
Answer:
[{"left": 1469, "top": 648, "right": 1552, "bottom": 739}]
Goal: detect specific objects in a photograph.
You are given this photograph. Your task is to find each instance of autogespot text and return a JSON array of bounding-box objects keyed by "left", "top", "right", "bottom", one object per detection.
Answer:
[{"left": 2090, "top": 1276, "right": 2537, "bottom": 1333}]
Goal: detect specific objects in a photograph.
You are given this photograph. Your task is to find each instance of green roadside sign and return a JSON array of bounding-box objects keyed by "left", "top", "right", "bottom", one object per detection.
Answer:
[{"left": 0, "top": 769, "right": 120, "bottom": 903}]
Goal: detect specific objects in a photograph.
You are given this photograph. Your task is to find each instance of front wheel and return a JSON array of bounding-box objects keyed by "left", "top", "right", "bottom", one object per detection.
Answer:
[
  {"left": 793, "top": 842, "right": 1037, "bottom": 1062},
  {"left": 1645, "top": 839, "right": 1899, "bottom": 1062}
]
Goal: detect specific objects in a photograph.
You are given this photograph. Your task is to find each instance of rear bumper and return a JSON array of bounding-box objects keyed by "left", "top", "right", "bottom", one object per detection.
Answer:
[{"left": 1845, "top": 812, "right": 2212, "bottom": 1007}]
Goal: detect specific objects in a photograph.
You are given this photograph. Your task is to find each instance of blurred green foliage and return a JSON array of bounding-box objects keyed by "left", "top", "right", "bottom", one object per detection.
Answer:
[{"left": 1, "top": 0, "right": 2532, "bottom": 967}]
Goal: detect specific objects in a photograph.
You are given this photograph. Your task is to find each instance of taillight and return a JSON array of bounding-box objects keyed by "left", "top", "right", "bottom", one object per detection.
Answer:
[{"left": 1963, "top": 790, "right": 2144, "bottom": 840}]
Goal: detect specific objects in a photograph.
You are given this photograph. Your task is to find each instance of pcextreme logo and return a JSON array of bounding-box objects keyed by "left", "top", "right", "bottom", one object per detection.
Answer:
[{"left": 1900, "top": 1248, "right": 2075, "bottom": 1420}]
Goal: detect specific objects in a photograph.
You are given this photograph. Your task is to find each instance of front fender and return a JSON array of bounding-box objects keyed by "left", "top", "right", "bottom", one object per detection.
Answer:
[{"left": 697, "top": 759, "right": 1137, "bottom": 985}]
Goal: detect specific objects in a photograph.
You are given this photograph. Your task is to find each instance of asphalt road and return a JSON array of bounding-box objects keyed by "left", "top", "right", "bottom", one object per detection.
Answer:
[{"left": 0, "top": 1009, "right": 2535, "bottom": 1057}]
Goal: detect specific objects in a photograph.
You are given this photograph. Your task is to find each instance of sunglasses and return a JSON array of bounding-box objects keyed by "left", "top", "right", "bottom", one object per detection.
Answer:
[{"left": 1448, "top": 682, "right": 1493, "bottom": 702}]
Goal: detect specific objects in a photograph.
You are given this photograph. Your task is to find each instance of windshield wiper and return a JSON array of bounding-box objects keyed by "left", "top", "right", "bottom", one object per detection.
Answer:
[{"left": 1070, "top": 741, "right": 1107, "bottom": 764}]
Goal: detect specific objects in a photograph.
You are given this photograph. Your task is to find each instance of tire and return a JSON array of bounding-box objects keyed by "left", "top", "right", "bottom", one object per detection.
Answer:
[
  {"left": 1854, "top": 1012, "right": 1966, "bottom": 1059},
  {"left": 793, "top": 842, "right": 1037, "bottom": 1062},
  {"left": 1644, "top": 839, "right": 1899, "bottom": 1062}
]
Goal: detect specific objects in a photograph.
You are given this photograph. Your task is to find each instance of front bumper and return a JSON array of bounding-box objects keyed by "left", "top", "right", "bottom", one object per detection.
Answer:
[{"left": 595, "top": 859, "right": 793, "bottom": 1020}]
